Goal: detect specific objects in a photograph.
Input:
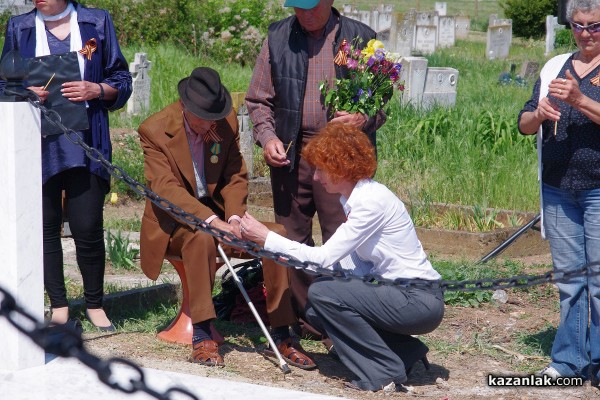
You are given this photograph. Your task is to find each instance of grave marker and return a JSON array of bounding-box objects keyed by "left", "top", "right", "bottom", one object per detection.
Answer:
[
  {"left": 520, "top": 61, "right": 540, "bottom": 81},
  {"left": 126, "top": 53, "right": 152, "bottom": 116},
  {"left": 545, "top": 15, "right": 565, "bottom": 56},
  {"left": 414, "top": 25, "right": 438, "bottom": 55},
  {"left": 389, "top": 10, "right": 416, "bottom": 56},
  {"left": 486, "top": 19, "right": 512, "bottom": 60},
  {"left": 455, "top": 15, "right": 471, "bottom": 40},
  {"left": 435, "top": 2, "right": 447, "bottom": 16},
  {"left": 438, "top": 16, "right": 456, "bottom": 48}
]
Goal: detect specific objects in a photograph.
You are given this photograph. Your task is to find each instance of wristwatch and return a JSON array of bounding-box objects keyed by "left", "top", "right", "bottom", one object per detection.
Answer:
[{"left": 97, "top": 83, "right": 104, "bottom": 100}]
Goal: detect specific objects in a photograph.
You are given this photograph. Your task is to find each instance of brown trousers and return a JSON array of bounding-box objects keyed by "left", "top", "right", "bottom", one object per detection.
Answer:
[
  {"left": 269, "top": 135, "right": 347, "bottom": 338},
  {"left": 166, "top": 222, "right": 295, "bottom": 328}
]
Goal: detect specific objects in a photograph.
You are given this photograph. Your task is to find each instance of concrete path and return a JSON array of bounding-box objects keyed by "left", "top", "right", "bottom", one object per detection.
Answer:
[{"left": 0, "top": 355, "right": 347, "bottom": 400}]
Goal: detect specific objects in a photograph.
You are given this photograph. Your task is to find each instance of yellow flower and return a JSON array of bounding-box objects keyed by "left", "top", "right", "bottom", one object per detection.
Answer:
[
  {"left": 361, "top": 39, "right": 385, "bottom": 59},
  {"left": 110, "top": 192, "right": 118, "bottom": 204}
]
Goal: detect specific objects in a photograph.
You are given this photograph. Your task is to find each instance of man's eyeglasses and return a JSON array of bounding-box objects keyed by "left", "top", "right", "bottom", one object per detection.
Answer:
[{"left": 570, "top": 20, "right": 600, "bottom": 34}]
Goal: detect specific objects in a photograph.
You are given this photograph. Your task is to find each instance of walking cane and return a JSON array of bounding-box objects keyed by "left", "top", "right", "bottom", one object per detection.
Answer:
[{"left": 217, "top": 244, "right": 291, "bottom": 374}]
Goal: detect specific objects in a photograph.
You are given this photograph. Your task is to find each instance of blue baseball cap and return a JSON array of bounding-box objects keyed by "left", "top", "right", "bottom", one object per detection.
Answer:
[{"left": 284, "top": 0, "right": 320, "bottom": 9}]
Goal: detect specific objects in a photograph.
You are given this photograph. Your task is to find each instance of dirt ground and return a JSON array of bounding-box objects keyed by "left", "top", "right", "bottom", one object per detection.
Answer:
[{"left": 60, "top": 200, "right": 598, "bottom": 400}]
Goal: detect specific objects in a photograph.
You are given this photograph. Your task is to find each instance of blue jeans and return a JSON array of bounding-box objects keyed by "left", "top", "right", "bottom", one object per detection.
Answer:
[{"left": 543, "top": 184, "right": 600, "bottom": 380}]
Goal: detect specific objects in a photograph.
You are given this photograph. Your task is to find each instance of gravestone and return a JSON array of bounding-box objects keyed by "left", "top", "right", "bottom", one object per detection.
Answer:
[
  {"left": 358, "top": 10, "right": 371, "bottom": 26},
  {"left": 399, "top": 56, "right": 429, "bottom": 106},
  {"left": 455, "top": 16, "right": 471, "bottom": 39},
  {"left": 486, "top": 19, "right": 512, "bottom": 60},
  {"left": 435, "top": 2, "right": 447, "bottom": 16},
  {"left": 415, "top": 11, "right": 439, "bottom": 54},
  {"left": 519, "top": 61, "right": 539, "bottom": 82},
  {"left": 421, "top": 67, "right": 459, "bottom": 110},
  {"left": 416, "top": 11, "right": 438, "bottom": 28},
  {"left": 126, "top": 53, "right": 152, "bottom": 115},
  {"left": 389, "top": 10, "right": 416, "bottom": 56},
  {"left": 378, "top": 29, "right": 392, "bottom": 49},
  {"left": 438, "top": 16, "right": 456, "bottom": 48},
  {"left": 545, "top": 15, "right": 565, "bottom": 56},
  {"left": 232, "top": 92, "right": 253, "bottom": 179},
  {"left": 376, "top": 9, "right": 393, "bottom": 32},
  {"left": 414, "top": 25, "right": 438, "bottom": 55}
]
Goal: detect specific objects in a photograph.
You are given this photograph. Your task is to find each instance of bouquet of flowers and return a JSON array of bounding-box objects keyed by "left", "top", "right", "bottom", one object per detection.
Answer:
[{"left": 319, "top": 38, "right": 403, "bottom": 118}]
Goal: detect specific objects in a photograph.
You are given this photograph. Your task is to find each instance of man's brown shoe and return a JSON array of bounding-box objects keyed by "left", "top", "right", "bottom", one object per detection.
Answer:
[
  {"left": 189, "top": 340, "right": 224, "bottom": 367},
  {"left": 264, "top": 338, "right": 317, "bottom": 370}
]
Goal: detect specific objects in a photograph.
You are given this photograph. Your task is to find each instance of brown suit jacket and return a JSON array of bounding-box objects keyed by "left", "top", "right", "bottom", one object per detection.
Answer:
[{"left": 137, "top": 101, "right": 248, "bottom": 280}]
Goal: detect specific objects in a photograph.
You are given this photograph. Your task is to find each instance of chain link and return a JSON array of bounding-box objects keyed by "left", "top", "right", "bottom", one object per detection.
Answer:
[{"left": 0, "top": 285, "right": 199, "bottom": 400}]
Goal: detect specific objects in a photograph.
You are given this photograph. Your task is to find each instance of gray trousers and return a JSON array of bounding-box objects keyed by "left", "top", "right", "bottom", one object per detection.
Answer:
[{"left": 306, "top": 277, "right": 444, "bottom": 391}]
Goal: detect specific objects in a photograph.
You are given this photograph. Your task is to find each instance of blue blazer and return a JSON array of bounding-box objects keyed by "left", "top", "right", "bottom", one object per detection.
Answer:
[{"left": 1, "top": 1, "right": 132, "bottom": 182}]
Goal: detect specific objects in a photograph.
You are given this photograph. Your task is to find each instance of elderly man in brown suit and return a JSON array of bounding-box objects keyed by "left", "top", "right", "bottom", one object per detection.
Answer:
[{"left": 137, "top": 67, "right": 315, "bottom": 369}]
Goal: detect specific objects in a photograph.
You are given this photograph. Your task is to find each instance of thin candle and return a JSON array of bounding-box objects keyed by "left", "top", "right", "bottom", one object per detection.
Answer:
[{"left": 42, "top": 72, "right": 56, "bottom": 91}]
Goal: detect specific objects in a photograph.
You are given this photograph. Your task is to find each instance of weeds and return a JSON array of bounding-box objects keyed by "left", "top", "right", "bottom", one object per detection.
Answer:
[{"left": 105, "top": 229, "right": 140, "bottom": 271}]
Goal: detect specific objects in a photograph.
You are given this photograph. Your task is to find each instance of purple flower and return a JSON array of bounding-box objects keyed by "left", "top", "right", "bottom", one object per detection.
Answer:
[
  {"left": 347, "top": 58, "right": 358, "bottom": 69},
  {"left": 366, "top": 57, "right": 375, "bottom": 67},
  {"left": 374, "top": 48, "right": 385, "bottom": 61}
]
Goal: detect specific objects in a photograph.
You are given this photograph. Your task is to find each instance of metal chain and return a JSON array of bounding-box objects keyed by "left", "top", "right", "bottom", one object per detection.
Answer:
[
  {"left": 17, "top": 93, "right": 600, "bottom": 292},
  {"left": 0, "top": 285, "right": 200, "bottom": 400},
  {"left": 5, "top": 89, "right": 600, "bottom": 292},
  {"left": 3, "top": 89, "right": 600, "bottom": 398}
]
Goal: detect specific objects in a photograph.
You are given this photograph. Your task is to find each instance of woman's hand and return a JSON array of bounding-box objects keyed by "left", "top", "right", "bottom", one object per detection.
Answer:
[
  {"left": 61, "top": 80, "right": 102, "bottom": 102},
  {"left": 27, "top": 86, "right": 49, "bottom": 103},
  {"left": 549, "top": 69, "right": 583, "bottom": 108},
  {"left": 535, "top": 96, "right": 561, "bottom": 123},
  {"left": 240, "top": 212, "right": 271, "bottom": 245}
]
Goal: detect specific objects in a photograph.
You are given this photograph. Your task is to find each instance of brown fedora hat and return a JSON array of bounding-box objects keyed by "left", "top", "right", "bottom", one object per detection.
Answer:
[{"left": 177, "top": 67, "right": 232, "bottom": 120}]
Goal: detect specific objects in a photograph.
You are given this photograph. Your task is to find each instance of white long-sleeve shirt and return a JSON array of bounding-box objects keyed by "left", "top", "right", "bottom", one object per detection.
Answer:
[{"left": 265, "top": 179, "right": 441, "bottom": 281}]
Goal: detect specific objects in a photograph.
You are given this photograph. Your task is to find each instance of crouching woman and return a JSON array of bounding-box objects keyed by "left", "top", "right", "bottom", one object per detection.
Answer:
[{"left": 240, "top": 122, "right": 444, "bottom": 391}]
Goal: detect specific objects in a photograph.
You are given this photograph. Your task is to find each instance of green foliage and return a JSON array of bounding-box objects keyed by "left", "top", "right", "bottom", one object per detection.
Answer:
[
  {"left": 111, "top": 133, "right": 145, "bottom": 198},
  {"left": 105, "top": 217, "right": 142, "bottom": 232},
  {"left": 80, "top": 0, "right": 289, "bottom": 66},
  {"left": 555, "top": 28, "right": 575, "bottom": 49},
  {"left": 0, "top": 9, "right": 11, "bottom": 39},
  {"left": 471, "top": 204, "right": 504, "bottom": 231},
  {"left": 433, "top": 259, "right": 494, "bottom": 307},
  {"left": 105, "top": 229, "right": 140, "bottom": 271},
  {"left": 501, "top": 0, "right": 557, "bottom": 39}
]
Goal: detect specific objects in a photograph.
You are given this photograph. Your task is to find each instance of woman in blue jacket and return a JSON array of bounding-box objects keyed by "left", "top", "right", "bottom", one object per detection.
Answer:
[{"left": 1, "top": 0, "right": 132, "bottom": 330}]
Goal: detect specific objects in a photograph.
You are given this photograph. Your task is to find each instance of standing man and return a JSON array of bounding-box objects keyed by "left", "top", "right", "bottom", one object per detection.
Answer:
[
  {"left": 246, "top": 0, "right": 386, "bottom": 341},
  {"left": 138, "top": 67, "right": 315, "bottom": 369}
]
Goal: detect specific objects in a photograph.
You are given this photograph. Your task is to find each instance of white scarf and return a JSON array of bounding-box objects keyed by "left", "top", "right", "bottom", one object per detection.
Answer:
[
  {"left": 536, "top": 52, "right": 573, "bottom": 239},
  {"left": 35, "top": 2, "right": 84, "bottom": 81}
]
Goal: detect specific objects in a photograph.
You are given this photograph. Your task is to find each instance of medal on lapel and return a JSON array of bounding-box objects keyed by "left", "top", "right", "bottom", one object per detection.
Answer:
[{"left": 210, "top": 143, "right": 221, "bottom": 164}]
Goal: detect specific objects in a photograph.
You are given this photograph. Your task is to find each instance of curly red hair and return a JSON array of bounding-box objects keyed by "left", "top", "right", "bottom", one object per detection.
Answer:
[{"left": 302, "top": 122, "right": 377, "bottom": 183}]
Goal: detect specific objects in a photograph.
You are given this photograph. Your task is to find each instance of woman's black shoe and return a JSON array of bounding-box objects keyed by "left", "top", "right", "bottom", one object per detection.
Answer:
[{"left": 406, "top": 356, "right": 430, "bottom": 376}]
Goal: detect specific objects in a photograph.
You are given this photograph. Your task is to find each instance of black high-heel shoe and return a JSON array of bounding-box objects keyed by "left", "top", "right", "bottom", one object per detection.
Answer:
[
  {"left": 406, "top": 356, "right": 430, "bottom": 376},
  {"left": 85, "top": 310, "right": 116, "bottom": 332}
]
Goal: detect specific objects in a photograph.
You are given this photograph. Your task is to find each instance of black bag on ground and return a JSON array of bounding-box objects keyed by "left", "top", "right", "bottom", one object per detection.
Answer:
[{"left": 212, "top": 259, "right": 264, "bottom": 321}]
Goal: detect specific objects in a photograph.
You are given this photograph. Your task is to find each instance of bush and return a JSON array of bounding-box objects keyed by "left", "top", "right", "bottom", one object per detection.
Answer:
[
  {"left": 501, "top": 0, "right": 557, "bottom": 39},
  {"left": 555, "top": 28, "right": 575, "bottom": 48},
  {"left": 81, "top": 0, "right": 290, "bottom": 66}
]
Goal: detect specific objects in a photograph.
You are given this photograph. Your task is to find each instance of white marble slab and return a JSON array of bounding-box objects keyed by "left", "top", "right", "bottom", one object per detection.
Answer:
[
  {"left": 0, "top": 102, "right": 44, "bottom": 370},
  {"left": 0, "top": 357, "right": 347, "bottom": 400}
]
